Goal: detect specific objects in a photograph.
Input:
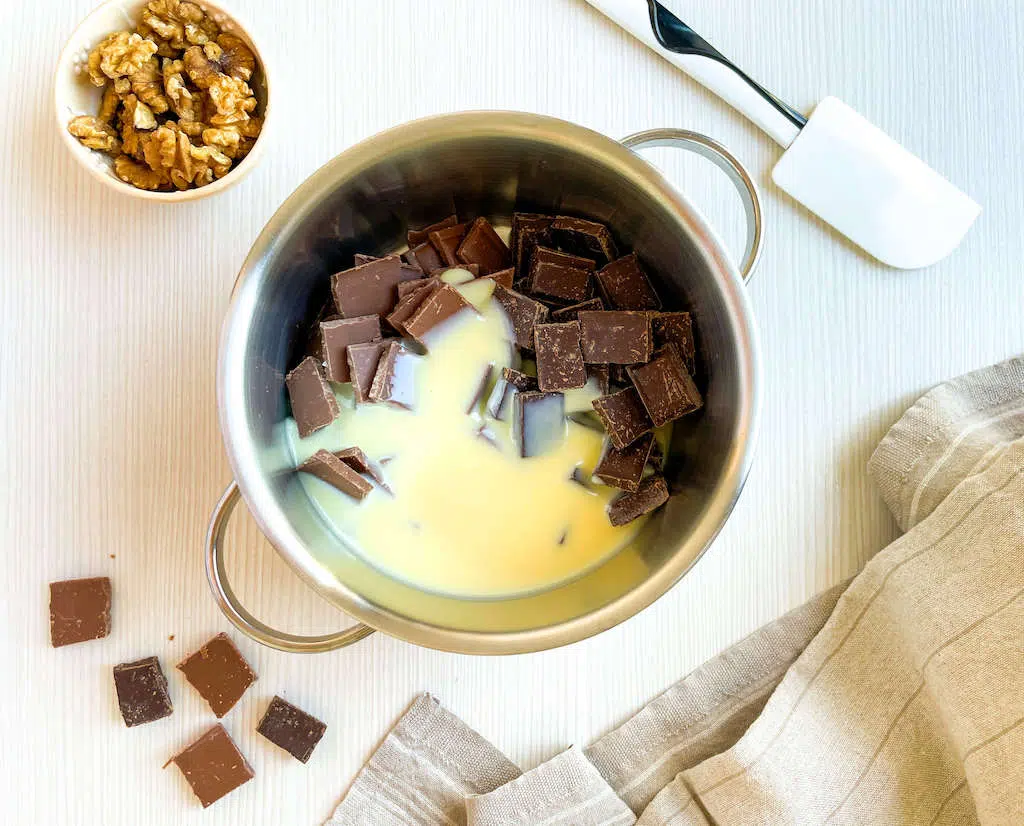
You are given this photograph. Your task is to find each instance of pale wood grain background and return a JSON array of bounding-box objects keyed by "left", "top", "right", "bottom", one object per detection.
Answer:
[{"left": 2, "top": 0, "right": 1022, "bottom": 823}]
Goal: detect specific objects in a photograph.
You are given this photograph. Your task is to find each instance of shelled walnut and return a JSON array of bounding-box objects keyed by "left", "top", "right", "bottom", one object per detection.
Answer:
[{"left": 68, "top": 2, "right": 262, "bottom": 193}]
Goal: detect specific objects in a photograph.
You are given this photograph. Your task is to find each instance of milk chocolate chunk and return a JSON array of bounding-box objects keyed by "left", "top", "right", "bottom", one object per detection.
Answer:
[
  {"left": 170, "top": 724, "right": 253, "bottom": 809},
  {"left": 627, "top": 345, "right": 703, "bottom": 426},
  {"left": 368, "top": 341, "right": 421, "bottom": 409},
  {"left": 400, "top": 249, "right": 425, "bottom": 271},
  {"left": 331, "top": 255, "right": 423, "bottom": 319},
  {"left": 408, "top": 214, "right": 458, "bottom": 246},
  {"left": 528, "top": 247, "right": 595, "bottom": 304},
  {"left": 334, "top": 447, "right": 387, "bottom": 488},
  {"left": 353, "top": 253, "right": 378, "bottom": 266},
  {"left": 49, "top": 576, "right": 111, "bottom": 647},
  {"left": 409, "top": 241, "right": 445, "bottom": 274},
  {"left": 298, "top": 449, "right": 373, "bottom": 500},
  {"left": 113, "top": 656, "right": 173, "bottom": 727},
  {"left": 652, "top": 311, "right": 695, "bottom": 375},
  {"left": 534, "top": 321, "right": 587, "bottom": 391},
  {"left": 484, "top": 267, "right": 514, "bottom": 289},
  {"left": 551, "top": 216, "right": 618, "bottom": 266},
  {"left": 428, "top": 222, "right": 469, "bottom": 266},
  {"left": 321, "top": 315, "right": 382, "bottom": 382},
  {"left": 514, "top": 391, "right": 566, "bottom": 457},
  {"left": 550, "top": 297, "right": 604, "bottom": 322},
  {"left": 347, "top": 340, "right": 389, "bottom": 403},
  {"left": 386, "top": 280, "right": 439, "bottom": 335},
  {"left": 492, "top": 284, "right": 550, "bottom": 349},
  {"left": 511, "top": 213, "right": 554, "bottom": 283},
  {"left": 578, "top": 310, "right": 653, "bottom": 364},
  {"left": 404, "top": 283, "right": 474, "bottom": 345},
  {"left": 286, "top": 357, "right": 340, "bottom": 438},
  {"left": 608, "top": 475, "right": 669, "bottom": 526},
  {"left": 485, "top": 367, "right": 537, "bottom": 420},
  {"left": 177, "top": 632, "right": 256, "bottom": 718},
  {"left": 257, "top": 696, "right": 327, "bottom": 764},
  {"left": 465, "top": 364, "right": 494, "bottom": 415},
  {"left": 456, "top": 217, "right": 512, "bottom": 275},
  {"left": 592, "top": 386, "right": 654, "bottom": 449},
  {"left": 594, "top": 433, "right": 654, "bottom": 492},
  {"left": 397, "top": 277, "right": 432, "bottom": 299},
  {"left": 595, "top": 253, "right": 661, "bottom": 311}
]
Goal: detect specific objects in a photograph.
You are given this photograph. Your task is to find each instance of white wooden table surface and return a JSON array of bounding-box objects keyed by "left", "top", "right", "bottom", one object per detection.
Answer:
[{"left": 2, "top": 0, "right": 1022, "bottom": 823}]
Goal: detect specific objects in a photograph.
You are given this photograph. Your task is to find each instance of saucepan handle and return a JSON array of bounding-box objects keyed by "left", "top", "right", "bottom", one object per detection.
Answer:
[
  {"left": 205, "top": 481, "right": 376, "bottom": 653},
  {"left": 621, "top": 128, "right": 764, "bottom": 282}
]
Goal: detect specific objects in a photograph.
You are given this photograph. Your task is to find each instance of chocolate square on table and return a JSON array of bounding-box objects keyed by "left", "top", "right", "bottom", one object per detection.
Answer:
[
  {"left": 298, "top": 449, "right": 373, "bottom": 501},
  {"left": 403, "top": 283, "right": 475, "bottom": 346},
  {"left": 534, "top": 321, "right": 587, "bottom": 391},
  {"left": 169, "top": 724, "right": 253, "bottom": 808},
  {"left": 578, "top": 310, "right": 653, "bottom": 365},
  {"left": 510, "top": 213, "right": 554, "bottom": 284},
  {"left": 286, "top": 356, "right": 340, "bottom": 438},
  {"left": 595, "top": 253, "right": 662, "bottom": 311},
  {"left": 608, "top": 475, "right": 669, "bottom": 526},
  {"left": 550, "top": 297, "right": 604, "bottom": 323},
  {"left": 347, "top": 340, "right": 389, "bottom": 404},
  {"left": 627, "top": 345, "right": 703, "bottom": 427},
  {"left": 514, "top": 391, "right": 566, "bottom": 458},
  {"left": 408, "top": 214, "right": 458, "bottom": 246},
  {"left": 492, "top": 284, "right": 550, "bottom": 350},
  {"left": 177, "top": 632, "right": 257, "bottom": 718},
  {"left": 321, "top": 315, "right": 382, "bottom": 382},
  {"left": 368, "top": 341, "right": 421, "bottom": 409},
  {"left": 593, "top": 433, "right": 654, "bottom": 493},
  {"left": 592, "top": 386, "right": 653, "bottom": 449},
  {"left": 551, "top": 216, "right": 618, "bottom": 267},
  {"left": 256, "top": 695, "right": 327, "bottom": 764},
  {"left": 49, "top": 576, "right": 111, "bottom": 647},
  {"left": 651, "top": 311, "right": 696, "bottom": 375},
  {"left": 456, "top": 217, "right": 512, "bottom": 275},
  {"left": 408, "top": 241, "right": 445, "bottom": 274},
  {"left": 428, "top": 223, "right": 469, "bottom": 266},
  {"left": 528, "top": 247, "right": 595, "bottom": 304},
  {"left": 113, "top": 656, "right": 173, "bottom": 727},
  {"left": 330, "top": 255, "right": 423, "bottom": 319}
]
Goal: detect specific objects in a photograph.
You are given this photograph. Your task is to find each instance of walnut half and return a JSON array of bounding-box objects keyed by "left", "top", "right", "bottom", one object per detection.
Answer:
[
  {"left": 114, "top": 155, "right": 170, "bottom": 190},
  {"left": 68, "top": 116, "right": 122, "bottom": 154},
  {"left": 87, "top": 32, "right": 158, "bottom": 86}
]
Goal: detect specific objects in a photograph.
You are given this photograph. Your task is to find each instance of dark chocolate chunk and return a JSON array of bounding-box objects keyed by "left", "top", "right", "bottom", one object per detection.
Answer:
[
  {"left": 595, "top": 253, "right": 661, "bottom": 310},
  {"left": 514, "top": 391, "right": 566, "bottom": 457},
  {"left": 484, "top": 267, "right": 514, "bottom": 289},
  {"left": 404, "top": 283, "right": 475, "bottom": 345},
  {"left": 353, "top": 253, "right": 378, "bottom": 266},
  {"left": 551, "top": 216, "right": 618, "bottom": 266},
  {"left": 588, "top": 364, "right": 610, "bottom": 395},
  {"left": 177, "top": 632, "right": 256, "bottom": 719},
  {"left": 492, "top": 284, "right": 550, "bottom": 349},
  {"left": 465, "top": 364, "right": 494, "bottom": 415},
  {"left": 428, "top": 223, "right": 469, "bottom": 266},
  {"left": 170, "top": 724, "right": 254, "bottom": 809},
  {"left": 386, "top": 281, "right": 439, "bottom": 335},
  {"left": 594, "top": 433, "right": 654, "bottom": 492},
  {"left": 528, "top": 247, "right": 595, "bottom": 304},
  {"left": 321, "top": 315, "right": 382, "bottom": 382},
  {"left": 608, "top": 476, "right": 669, "bottom": 526},
  {"left": 113, "top": 656, "right": 173, "bottom": 727},
  {"left": 592, "top": 386, "right": 654, "bottom": 449},
  {"left": 627, "top": 345, "right": 703, "bottom": 426},
  {"left": 485, "top": 367, "right": 537, "bottom": 420},
  {"left": 456, "top": 217, "right": 512, "bottom": 275},
  {"left": 368, "top": 341, "right": 421, "bottom": 409},
  {"left": 609, "top": 363, "right": 638, "bottom": 387},
  {"left": 397, "top": 277, "right": 431, "bottom": 299},
  {"left": 347, "top": 340, "right": 389, "bottom": 404},
  {"left": 651, "top": 311, "right": 695, "bottom": 375},
  {"left": 49, "top": 576, "right": 111, "bottom": 647},
  {"left": 511, "top": 213, "right": 554, "bottom": 284},
  {"left": 409, "top": 241, "right": 445, "bottom": 274},
  {"left": 257, "top": 696, "right": 327, "bottom": 764},
  {"left": 298, "top": 449, "right": 373, "bottom": 501},
  {"left": 578, "top": 311, "right": 653, "bottom": 364},
  {"left": 408, "top": 214, "right": 458, "bottom": 246},
  {"left": 534, "top": 321, "right": 586, "bottom": 391},
  {"left": 550, "top": 297, "right": 605, "bottom": 323},
  {"left": 286, "top": 356, "right": 340, "bottom": 438},
  {"left": 331, "top": 255, "right": 422, "bottom": 319}
]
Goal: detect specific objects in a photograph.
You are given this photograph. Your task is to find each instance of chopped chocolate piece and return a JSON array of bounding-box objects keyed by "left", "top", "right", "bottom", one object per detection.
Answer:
[
  {"left": 113, "top": 656, "right": 173, "bottom": 727},
  {"left": 528, "top": 247, "right": 595, "bottom": 304},
  {"left": 551, "top": 216, "right": 618, "bottom": 266},
  {"left": 592, "top": 386, "right": 654, "bottom": 449},
  {"left": 609, "top": 363, "right": 638, "bottom": 387},
  {"left": 397, "top": 277, "right": 432, "bottom": 299},
  {"left": 492, "top": 284, "right": 549, "bottom": 349},
  {"left": 331, "top": 255, "right": 423, "bottom": 319},
  {"left": 484, "top": 267, "right": 514, "bottom": 289},
  {"left": 595, "top": 253, "right": 662, "bottom": 311},
  {"left": 578, "top": 311, "right": 653, "bottom": 364},
  {"left": 607, "top": 476, "right": 669, "bottom": 526},
  {"left": 511, "top": 213, "right": 554, "bottom": 283},
  {"left": 49, "top": 576, "right": 111, "bottom": 647},
  {"left": 651, "top": 311, "right": 695, "bottom": 375},
  {"left": 170, "top": 724, "right": 253, "bottom": 809},
  {"left": 286, "top": 357, "right": 340, "bottom": 438},
  {"left": 177, "top": 632, "right": 256, "bottom": 719},
  {"left": 485, "top": 367, "right": 537, "bottom": 420},
  {"left": 347, "top": 340, "right": 389, "bottom": 403},
  {"left": 404, "top": 283, "right": 475, "bottom": 345},
  {"left": 368, "top": 341, "right": 421, "bottom": 409},
  {"left": 386, "top": 281, "right": 439, "bottom": 335},
  {"left": 588, "top": 364, "right": 610, "bottom": 395},
  {"left": 456, "top": 217, "right": 512, "bottom": 274},
  {"left": 465, "top": 364, "right": 494, "bottom": 415},
  {"left": 400, "top": 249, "right": 424, "bottom": 271},
  {"left": 594, "top": 433, "right": 654, "bottom": 492},
  {"left": 353, "top": 253, "right": 378, "bottom": 266},
  {"left": 428, "top": 223, "right": 469, "bottom": 266},
  {"left": 334, "top": 447, "right": 389, "bottom": 489},
  {"left": 627, "top": 345, "right": 703, "bottom": 427},
  {"left": 550, "top": 297, "right": 605, "bottom": 322},
  {"left": 436, "top": 266, "right": 478, "bottom": 284},
  {"left": 321, "top": 315, "right": 382, "bottom": 382},
  {"left": 298, "top": 449, "right": 373, "bottom": 500},
  {"left": 534, "top": 321, "right": 586, "bottom": 391},
  {"left": 257, "top": 696, "right": 327, "bottom": 764},
  {"left": 408, "top": 214, "right": 458, "bottom": 246},
  {"left": 570, "top": 466, "right": 589, "bottom": 487},
  {"left": 514, "top": 391, "right": 566, "bottom": 458},
  {"left": 409, "top": 241, "right": 445, "bottom": 273}
]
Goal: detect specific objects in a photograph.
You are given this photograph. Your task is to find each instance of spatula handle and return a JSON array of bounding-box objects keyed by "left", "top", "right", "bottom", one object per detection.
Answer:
[{"left": 585, "top": 0, "right": 805, "bottom": 147}]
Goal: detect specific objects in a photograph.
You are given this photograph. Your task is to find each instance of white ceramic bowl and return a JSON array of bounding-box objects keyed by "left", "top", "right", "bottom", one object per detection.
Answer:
[{"left": 54, "top": 0, "right": 272, "bottom": 202}]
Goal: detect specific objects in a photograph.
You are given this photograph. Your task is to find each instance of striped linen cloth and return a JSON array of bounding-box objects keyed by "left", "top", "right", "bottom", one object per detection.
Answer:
[{"left": 327, "top": 357, "right": 1024, "bottom": 826}]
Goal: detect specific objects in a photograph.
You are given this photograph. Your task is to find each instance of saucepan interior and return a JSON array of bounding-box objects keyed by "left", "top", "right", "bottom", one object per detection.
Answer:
[{"left": 218, "top": 112, "right": 759, "bottom": 654}]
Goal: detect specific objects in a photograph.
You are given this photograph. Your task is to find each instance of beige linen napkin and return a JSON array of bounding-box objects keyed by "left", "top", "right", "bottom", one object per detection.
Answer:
[{"left": 327, "top": 357, "right": 1024, "bottom": 826}]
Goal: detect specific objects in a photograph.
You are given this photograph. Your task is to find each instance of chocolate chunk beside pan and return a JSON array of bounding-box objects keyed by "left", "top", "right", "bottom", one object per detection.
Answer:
[
  {"left": 169, "top": 724, "right": 253, "bottom": 809},
  {"left": 456, "top": 217, "right": 512, "bottom": 274},
  {"left": 298, "top": 449, "right": 373, "bottom": 501},
  {"left": 49, "top": 576, "right": 111, "bottom": 647},
  {"left": 608, "top": 476, "right": 670, "bottom": 526},
  {"left": 177, "top": 632, "right": 256, "bottom": 718},
  {"left": 627, "top": 345, "right": 703, "bottom": 427},
  {"left": 257, "top": 696, "right": 327, "bottom": 764},
  {"left": 594, "top": 433, "right": 654, "bottom": 492},
  {"left": 534, "top": 321, "right": 587, "bottom": 391},
  {"left": 595, "top": 253, "right": 661, "bottom": 311},
  {"left": 592, "top": 386, "right": 653, "bottom": 449},
  {"left": 320, "top": 315, "right": 382, "bottom": 382},
  {"left": 578, "top": 310, "right": 653, "bottom": 364},
  {"left": 286, "top": 356, "right": 339, "bottom": 438},
  {"left": 113, "top": 656, "right": 173, "bottom": 727}
]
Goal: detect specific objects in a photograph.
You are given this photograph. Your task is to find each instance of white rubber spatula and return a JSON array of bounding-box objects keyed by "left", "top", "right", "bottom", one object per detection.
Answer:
[{"left": 584, "top": 0, "right": 981, "bottom": 269}]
